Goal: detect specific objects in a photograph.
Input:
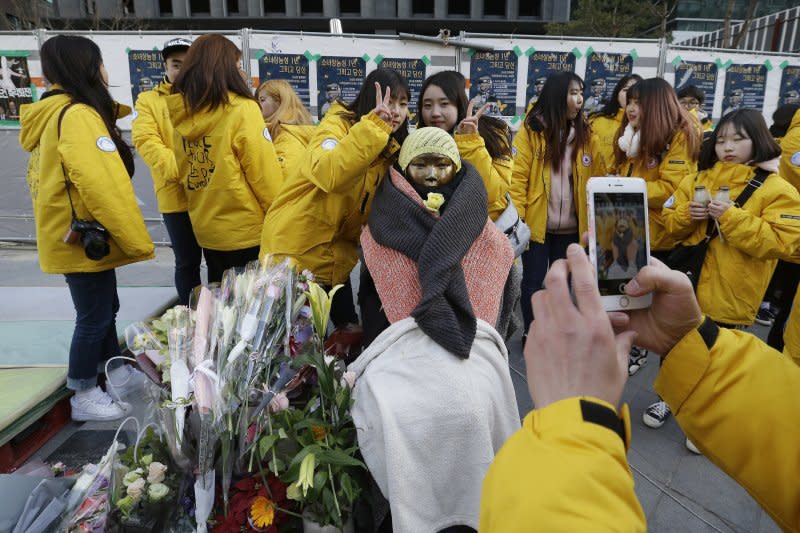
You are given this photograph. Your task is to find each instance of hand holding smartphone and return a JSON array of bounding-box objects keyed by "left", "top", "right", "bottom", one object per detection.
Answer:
[{"left": 587, "top": 176, "right": 653, "bottom": 311}]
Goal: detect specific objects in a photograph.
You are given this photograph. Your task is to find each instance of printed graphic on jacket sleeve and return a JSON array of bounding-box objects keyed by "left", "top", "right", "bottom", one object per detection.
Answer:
[{"left": 183, "top": 136, "right": 216, "bottom": 190}]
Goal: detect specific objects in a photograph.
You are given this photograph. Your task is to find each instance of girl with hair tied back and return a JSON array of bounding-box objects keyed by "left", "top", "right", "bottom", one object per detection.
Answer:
[
  {"left": 256, "top": 79, "right": 315, "bottom": 181},
  {"left": 19, "top": 35, "right": 154, "bottom": 421},
  {"left": 166, "top": 34, "right": 283, "bottom": 283}
]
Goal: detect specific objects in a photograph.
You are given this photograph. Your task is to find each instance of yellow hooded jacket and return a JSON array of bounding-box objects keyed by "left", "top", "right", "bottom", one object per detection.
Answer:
[
  {"left": 662, "top": 162, "right": 800, "bottom": 325},
  {"left": 454, "top": 132, "right": 511, "bottom": 220},
  {"left": 589, "top": 108, "right": 624, "bottom": 174},
  {"left": 480, "top": 397, "right": 646, "bottom": 532},
  {"left": 19, "top": 92, "right": 154, "bottom": 273},
  {"left": 166, "top": 92, "right": 282, "bottom": 251},
  {"left": 132, "top": 79, "right": 186, "bottom": 213},
  {"left": 260, "top": 102, "right": 398, "bottom": 286},
  {"left": 272, "top": 123, "right": 315, "bottom": 181},
  {"left": 779, "top": 108, "right": 800, "bottom": 192},
  {"left": 656, "top": 324, "right": 800, "bottom": 531},
  {"left": 510, "top": 121, "right": 604, "bottom": 243},
  {"left": 618, "top": 130, "right": 698, "bottom": 251}
]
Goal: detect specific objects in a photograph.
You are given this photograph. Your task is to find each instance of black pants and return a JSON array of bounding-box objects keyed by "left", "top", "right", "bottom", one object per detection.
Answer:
[
  {"left": 520, "top": 232, "right": 579, "bottom": 331},
  {"left": 766, "top": 261, "right": 800, "bottom": 350},
  {"left": 203, "top": 246, "right": 260, "bottom": 284},
  {"left": 325, "top": 278, "right": 359, "bottom": 328},
  {"left": 163, "top": 211, "right": 202, "bottom": 305}
]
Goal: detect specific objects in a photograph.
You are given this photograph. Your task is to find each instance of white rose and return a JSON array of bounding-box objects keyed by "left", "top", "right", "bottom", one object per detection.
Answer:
[
  {"left": 147, "top": 461, "right": 168, "bottom": 484},
  {"left": 126, "top": 477, "right": 146, "bottom": 499}
]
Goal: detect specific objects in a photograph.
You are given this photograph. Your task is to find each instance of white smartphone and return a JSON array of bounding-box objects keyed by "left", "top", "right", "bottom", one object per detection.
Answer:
[{"left": 587, "top": 176, "right": 653, "bottom": 311}]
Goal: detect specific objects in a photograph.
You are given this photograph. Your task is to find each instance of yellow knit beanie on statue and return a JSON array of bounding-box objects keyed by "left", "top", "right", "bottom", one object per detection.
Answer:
[{"left": 398, "top": 127, "right": 462, "bottom": 172}]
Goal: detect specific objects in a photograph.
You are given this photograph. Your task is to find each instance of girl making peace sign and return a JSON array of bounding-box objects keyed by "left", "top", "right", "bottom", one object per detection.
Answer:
[{"left": 261, "top": 68, "right": 410, "bottom": 328}]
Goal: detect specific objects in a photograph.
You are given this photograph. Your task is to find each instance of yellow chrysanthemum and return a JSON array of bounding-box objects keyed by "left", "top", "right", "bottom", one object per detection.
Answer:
[{"left": 250, "top": 495, "right": 275, "bottom": 528}]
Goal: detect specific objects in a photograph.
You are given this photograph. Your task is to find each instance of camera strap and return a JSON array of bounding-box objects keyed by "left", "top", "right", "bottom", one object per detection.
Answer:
[{"left": 56, "top": 102, "right": 78, "bottom": 220}]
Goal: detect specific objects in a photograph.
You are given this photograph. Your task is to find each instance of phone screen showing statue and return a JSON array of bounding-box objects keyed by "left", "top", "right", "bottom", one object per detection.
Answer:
[{"left": 594, "top": 192, "right": 647, "bottom": 296}]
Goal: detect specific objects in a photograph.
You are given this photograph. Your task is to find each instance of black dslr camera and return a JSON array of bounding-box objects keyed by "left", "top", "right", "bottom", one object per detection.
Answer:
[{"left": 65, "top": 218, "right": 110, "bottom": 260}]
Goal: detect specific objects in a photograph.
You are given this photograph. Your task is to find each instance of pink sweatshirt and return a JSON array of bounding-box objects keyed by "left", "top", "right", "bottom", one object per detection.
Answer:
[{"left": 546, "top": 127, "right": 578, "bottom": 234}]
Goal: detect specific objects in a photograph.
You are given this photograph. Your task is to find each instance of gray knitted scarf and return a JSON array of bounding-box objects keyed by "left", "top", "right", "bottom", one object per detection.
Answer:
[{"left": 367, "top": 162, "right": 488, "bottom": 359}]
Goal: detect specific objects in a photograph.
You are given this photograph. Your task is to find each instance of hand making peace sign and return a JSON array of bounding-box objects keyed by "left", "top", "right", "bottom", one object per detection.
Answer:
[
  {"left": 372, "top": 82, "right": 393, "bottom": 126},
  {"left": 456, "top": 101, "right": 490, "bottom": 135}
]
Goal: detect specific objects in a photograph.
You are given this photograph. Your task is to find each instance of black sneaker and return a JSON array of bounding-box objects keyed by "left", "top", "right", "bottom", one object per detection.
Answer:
[
  {"left": 643, "top": 400, "right": 671, "bottom": 428},
  {"left": 755, "top": 307, "right": 776, "bottom": 326},
  {"left": 628, "top": 346, "right": 648, "bottom": 376}
]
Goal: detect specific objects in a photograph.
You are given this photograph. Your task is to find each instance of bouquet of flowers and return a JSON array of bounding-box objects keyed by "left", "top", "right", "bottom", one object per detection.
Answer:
[
  {"left": 107, "top": 428, "right": 185, "bottom": 532},
  {"left": 256, "top": 282, "right": 366, "bottom": 530}
]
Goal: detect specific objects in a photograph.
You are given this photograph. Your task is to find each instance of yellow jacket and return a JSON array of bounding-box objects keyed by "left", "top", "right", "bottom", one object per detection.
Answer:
[
  {"left": 779, "top": 109, "right": 800, "bottom": 192},
  {"left": 166, "top": 92, "right": 282, "bottom": 251},
  {"left": 454, "top": 132, "right": 511, "bottom": 220},
  {"left": 618, "top": 131, "right": 698, "bottom": 251},
  {"left": 480, "top": 397, "right": 646, "bottom": 532},
  {"left": 132, "top": 79, "right": 186, "bottom": 213},
  {"left": 662, "top": 162, "right": 800, "bottom": 325},
  {"left": 589, "top": 108, "right": 624, "bottom": 174},
  {"left": 511, "top": 122, "right": 604, "bottom": 243},
  {"left": 273, "top": 123, "right": 315, "bottom": 181},
  {"left": 656, "top": 323, "right": 800, "bottom": 531},
  {"left": 19, "top": 92, "right": 154, "bottom": 273},
  {"left": 783, "top": 284, "right": 800, "bottom": 366},
  {"left": 260, "top": 103, "right": 399, "bottom": 286}
]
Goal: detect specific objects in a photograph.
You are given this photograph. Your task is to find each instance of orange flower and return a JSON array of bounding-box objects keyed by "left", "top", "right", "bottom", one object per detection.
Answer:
[
  {"left": 250, "top": 495, "right": 275, "bottom": 528},
  {"left": 311, "top": 425, "right": 328, "bottom": 441}
]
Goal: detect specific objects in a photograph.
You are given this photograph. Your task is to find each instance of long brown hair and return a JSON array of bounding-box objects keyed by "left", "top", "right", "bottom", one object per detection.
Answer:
[
  {"left": 172, "top": 34, "right": 253, "bottom": 113},
  {"left": 614, "top": 78, "right": 700, "bottom": 168}
]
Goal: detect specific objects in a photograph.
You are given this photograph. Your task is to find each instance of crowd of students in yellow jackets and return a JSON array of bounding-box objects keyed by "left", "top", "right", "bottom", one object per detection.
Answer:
[{"left": 17, "top": 32, "right": 800, "bottom": 530}]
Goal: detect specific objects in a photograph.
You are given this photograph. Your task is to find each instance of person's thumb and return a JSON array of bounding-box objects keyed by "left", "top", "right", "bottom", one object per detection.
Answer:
[{"left": 625, "top": 263, "right": 691, "bottom": 298}]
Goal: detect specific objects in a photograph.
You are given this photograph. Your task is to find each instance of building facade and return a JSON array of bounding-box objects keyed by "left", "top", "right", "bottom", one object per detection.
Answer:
[{"left": 51, "top": 0, "right": 569, "bottom": 32}]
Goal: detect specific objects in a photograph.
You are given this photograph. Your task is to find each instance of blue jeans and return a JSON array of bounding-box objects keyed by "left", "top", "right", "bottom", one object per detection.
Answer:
[
  {"left": 520, "top": 232, "right": 579, "bottom": 331},
  {"left": 163, "top": 211, "right": 202, "bottom": 305},
  {"left": 64, "top": 269, "right": 122, "bottom": 391}
]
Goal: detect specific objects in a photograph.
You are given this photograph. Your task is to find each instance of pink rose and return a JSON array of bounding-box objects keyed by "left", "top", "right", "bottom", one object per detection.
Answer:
[{"left": 269, "top": 392, "right": 289, "bottom": 413}]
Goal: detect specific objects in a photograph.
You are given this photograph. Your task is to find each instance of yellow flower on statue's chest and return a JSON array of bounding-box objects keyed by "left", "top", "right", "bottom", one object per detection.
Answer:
[{"left": 423, "top": 192, "right": 445, "bottom": 215}]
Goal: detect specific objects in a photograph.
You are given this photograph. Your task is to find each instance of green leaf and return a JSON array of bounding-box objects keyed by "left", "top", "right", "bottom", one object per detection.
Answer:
[
  {"left": 259, "top": 433, "right": 280, "bottom": 457},
  {"left": 313, "top": 53, "right": 322, "bottom": 61},
  {"left": 278, "top": 428, "right": 288, "bottom": 439},
  {"left": 268, "top": 457, "right": 286, "bottom": 473},
  {"left": 303, "top": 50, "right": 313, "bottom": 61},
  {"left": 571, "top": 47, "right": 582, "bottom": 59},
  {"left": 513, "top": 45, "right": 523, "bottom": 57},
  {"left": 317, "top": 448, "right": 366, "bottom": 468},
  {"left": 466, "top": 48, "right": 476, "bottom": 57},
  {"left": 764, "top": 59, "right": 773, "bottom": 71},
  {"left": 313, "top": 469, "right": 328, "bottom": 489},
  {"left": 374, "top": 54, "right": 384, "bottom": 64},
  {"left": 671, "top": 55, "right": 683, "bottom": 66},
  {"left": 780, "top": 60, "right": 790, "bottom": 70},
  {"left": 629, "top": 48, "right": 639, "bottom": 61},
  {"left": 255, "top": 49, "right": 266, "bottom": 59},
  {"left": 525, "top": 46, "right": 536, "bottom": 57},
  {"left": 421, "top": 55, "right": 431, "bottom": 65},
  {"left": 361, "top": 53, "right": 371, "bottom": 63}
]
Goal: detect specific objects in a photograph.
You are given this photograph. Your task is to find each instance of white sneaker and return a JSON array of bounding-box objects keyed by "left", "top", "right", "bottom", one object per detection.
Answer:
[
  {"left": 106, "top": 364, "right": 146, "bottom": 402},
  {"left": 71, "top": 387, "right": 126, "bottom": 422},
  {"left": 686, "top": 437, "right": 702, "bottom": 455}
]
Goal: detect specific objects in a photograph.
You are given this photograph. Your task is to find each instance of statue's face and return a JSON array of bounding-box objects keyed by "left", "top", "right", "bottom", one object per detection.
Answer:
[{"left": 406, "top": 154, "right": 456, "bottom": 187}]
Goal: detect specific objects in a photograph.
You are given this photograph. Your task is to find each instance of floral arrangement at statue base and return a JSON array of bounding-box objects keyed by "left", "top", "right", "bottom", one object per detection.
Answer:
[{"left": 119, "top": 262, "right": 368, "bottom": 532}]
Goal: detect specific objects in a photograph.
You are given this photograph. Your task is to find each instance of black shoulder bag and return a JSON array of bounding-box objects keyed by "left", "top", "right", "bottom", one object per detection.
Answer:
[{"left": 665, "top": 168, "right": 769, "bottom": 291}]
